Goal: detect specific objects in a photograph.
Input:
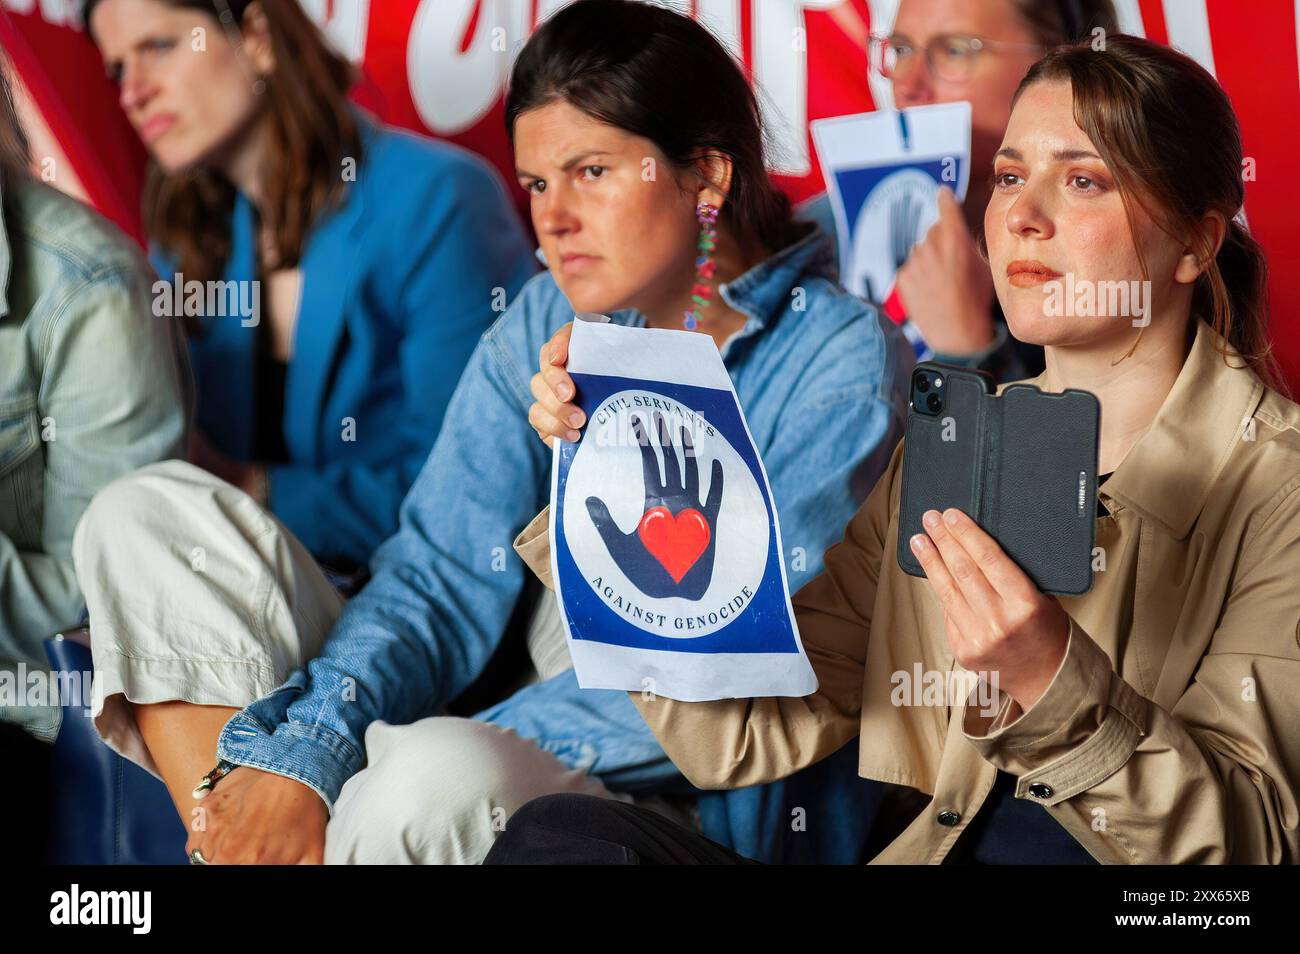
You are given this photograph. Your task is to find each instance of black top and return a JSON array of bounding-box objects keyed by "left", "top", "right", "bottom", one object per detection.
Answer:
[
  {"left": 950, "top": 471, "right": 1113, "bottom": 865},
  {"left": 254, "top": 322, "right": 290, "bottom": 464}
]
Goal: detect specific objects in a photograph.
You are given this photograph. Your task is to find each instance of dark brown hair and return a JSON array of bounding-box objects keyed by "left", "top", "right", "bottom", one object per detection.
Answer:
[
  {"left": 1015, "top": 34, "right": 1287, "bottom": 395},
  {"left": 504, "top": 0, "right": 806, "bottom": 255},
  {"left": 84, "top": 0, "right": 362, "bottom": 285},
  {"left": 1013, "top": 0, "right": 1120, "bottom": 45}
]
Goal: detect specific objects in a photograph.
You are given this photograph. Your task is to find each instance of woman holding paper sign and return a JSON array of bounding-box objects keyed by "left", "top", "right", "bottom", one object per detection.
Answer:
[
  {"left": 802, "top": 0, "right": 1118, "bottom": 380},
  {"left": 499, "top": 35, "right": 1300, "bottom": 864},
  {"left": 73, "top": 0, "right": 913, "bottom": 864}
]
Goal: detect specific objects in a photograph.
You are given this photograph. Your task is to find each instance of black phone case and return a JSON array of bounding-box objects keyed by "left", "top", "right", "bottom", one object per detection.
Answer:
[{"left": 896, "top": 362, "right": 1101, "bottom": 597}]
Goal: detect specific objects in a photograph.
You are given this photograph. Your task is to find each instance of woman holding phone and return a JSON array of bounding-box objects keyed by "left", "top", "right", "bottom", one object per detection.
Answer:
[
  {"left": 499, "top": 34, "right": 1300, "bottom": 864},
  {"left": 84, "top": 0, "right": 536, "bottom": 571}
]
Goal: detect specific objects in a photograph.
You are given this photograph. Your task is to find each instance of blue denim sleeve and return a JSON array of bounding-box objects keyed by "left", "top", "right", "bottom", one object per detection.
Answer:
[
  {"left": 1, "top": 262, "right": 187, "bottom": 667},
  {"left": 217, "top": 279, "right": 558, "bottom": 808},
  {"left": 267, "top": 148, "right": 539, "bottom": 565}
]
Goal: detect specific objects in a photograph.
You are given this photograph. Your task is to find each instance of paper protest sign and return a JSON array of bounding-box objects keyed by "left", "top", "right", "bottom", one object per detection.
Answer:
[
  {"left": 548, "top": 316, "right": 817, "bottom": 702},
  {"left": 812, "top": 101, "right": 972, "bottom": 357}
]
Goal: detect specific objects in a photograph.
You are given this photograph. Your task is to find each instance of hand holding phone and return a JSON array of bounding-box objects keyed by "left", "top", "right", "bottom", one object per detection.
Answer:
[
  {"left": 907, "top": 504, "right": 1073, "bottom": 711},
  {"left": 896, "top": 362, "right": 1101, "bottom": 596}
]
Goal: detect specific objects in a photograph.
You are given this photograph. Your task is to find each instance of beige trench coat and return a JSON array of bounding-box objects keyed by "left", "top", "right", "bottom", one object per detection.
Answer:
[{"left": 515, "top": 318, "right": 1300, "bottom": 863}]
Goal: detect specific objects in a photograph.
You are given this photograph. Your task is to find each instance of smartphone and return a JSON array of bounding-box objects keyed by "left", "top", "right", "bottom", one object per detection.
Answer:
[{"left": 896, "top": 361, "right": 1101, "bottom": 597}]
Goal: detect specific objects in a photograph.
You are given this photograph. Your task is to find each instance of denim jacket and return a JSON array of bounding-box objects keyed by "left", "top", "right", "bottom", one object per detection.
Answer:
[
  {"left": 0, "top": 177, "right": 189, "bottom": 739},
  {"left": 218, "top": 224, "right": 914, "bottom": 858}
]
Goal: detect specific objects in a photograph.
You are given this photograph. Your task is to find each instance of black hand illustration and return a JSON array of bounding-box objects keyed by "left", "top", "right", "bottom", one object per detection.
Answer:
[
  {"left": 890, "top": 189, "right": 922, "bottom": 271},
  {"left": 586, "top": 411, "right": 724, "bottom": 601}
]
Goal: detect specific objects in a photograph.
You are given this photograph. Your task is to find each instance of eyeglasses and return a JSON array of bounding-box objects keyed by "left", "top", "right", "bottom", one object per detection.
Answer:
[{"left": 868, "top": 33, "right": 1046, "bottom": 83}]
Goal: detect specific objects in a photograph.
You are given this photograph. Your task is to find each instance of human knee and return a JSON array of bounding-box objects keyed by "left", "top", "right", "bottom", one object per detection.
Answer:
[
  {"left": 73, "top": 460, "right": 245, "bottom": 570},
  {"left": 327, "top": 718, "right": 590, "bottom": 863},
  {"left": 358, "top": 718, "right": 547, "bottom": 817}
]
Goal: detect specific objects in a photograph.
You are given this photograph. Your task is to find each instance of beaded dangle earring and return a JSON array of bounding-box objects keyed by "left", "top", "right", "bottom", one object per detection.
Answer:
[{"left": 683, "top": 202, "right": 720, "bottom": 330}]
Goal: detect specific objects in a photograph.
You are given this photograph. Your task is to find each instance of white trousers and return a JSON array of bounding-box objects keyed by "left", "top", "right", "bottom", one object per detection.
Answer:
[{"left": 72, "top": 460, "right": 615, "bottom": 864}]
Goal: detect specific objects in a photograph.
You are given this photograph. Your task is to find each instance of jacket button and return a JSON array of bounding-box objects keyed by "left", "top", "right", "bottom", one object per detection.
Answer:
[
  {"left": 1028, "top": 783, "right": 1054, "bottom": 799},
  {"left": 936, "top": 810, "right": 961, "bottom": 826}
]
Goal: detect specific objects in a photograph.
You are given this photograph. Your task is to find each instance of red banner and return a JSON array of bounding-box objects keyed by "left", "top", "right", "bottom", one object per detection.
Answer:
[{"left": 5, "top": 0, "right": 1298, "bottom": 386}]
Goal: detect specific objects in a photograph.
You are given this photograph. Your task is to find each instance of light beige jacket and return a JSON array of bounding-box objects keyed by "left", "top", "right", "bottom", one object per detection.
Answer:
[{"left": 515, "top": 318, "right": 1300, "bottom": 863}]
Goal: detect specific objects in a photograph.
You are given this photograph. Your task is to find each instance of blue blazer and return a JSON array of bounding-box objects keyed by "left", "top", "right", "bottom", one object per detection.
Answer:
[{"left": 155, "top": 115, "right": 537, "bottom": 566}]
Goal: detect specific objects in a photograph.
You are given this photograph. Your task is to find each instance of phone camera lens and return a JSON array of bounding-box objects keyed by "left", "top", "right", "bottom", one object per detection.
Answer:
[
  {"left": 915, "top": 375, "right": 930, "bottom": 393},
  {"left": 926, "top": 393, "right": 942, "bottom": 413}
]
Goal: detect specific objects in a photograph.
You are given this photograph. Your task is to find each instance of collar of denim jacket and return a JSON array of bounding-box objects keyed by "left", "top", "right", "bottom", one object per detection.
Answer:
[{"left": 717, "top": 222, "right": 834, "bottom": 330}]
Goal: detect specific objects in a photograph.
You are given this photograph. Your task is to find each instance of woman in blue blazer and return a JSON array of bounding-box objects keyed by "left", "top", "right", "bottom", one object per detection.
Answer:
[{"left": 87, "top": 0, "right": 536, "bottom": 570}]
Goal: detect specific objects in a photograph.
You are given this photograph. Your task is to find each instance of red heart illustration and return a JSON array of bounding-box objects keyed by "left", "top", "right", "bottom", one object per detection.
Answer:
[{"left": 636, "top": 506, "right": 711, "bottom": 584}]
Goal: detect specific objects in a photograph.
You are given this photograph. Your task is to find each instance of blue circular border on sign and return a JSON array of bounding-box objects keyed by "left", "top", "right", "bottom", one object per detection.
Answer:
[{"left": 554, "top": 371, "right": 799, "bottom": 655}]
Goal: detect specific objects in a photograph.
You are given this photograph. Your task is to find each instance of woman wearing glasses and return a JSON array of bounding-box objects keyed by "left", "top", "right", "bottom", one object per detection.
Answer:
[
  {"left": 803, "top": 0, "right": 1118, "bottom": 382},
  {"left": 501, "top": 34, "right": 1300, "bottom": 865}
]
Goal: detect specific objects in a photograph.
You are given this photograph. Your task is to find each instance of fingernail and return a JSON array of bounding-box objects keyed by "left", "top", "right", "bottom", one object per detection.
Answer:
[
  {"left": 566, "top": 430, "right": 580, "bottom": 443},
  {"left": 944, "top": 509, "right": 960, "bottom": 526},
  {"left": 549, "top": 348, "right": 558, "bottom": 363},
  {"left": 910, "top": 534, "right": 926, "bottom": 552},
  {"left": 558, "top": 384, "right": 572, "bottom": 399},
  {"left": 922, "top": 510, "right": 940, "bottom": 529},
  {"left": 569, "top": 412, "right": 584, "bottom": 427}
]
